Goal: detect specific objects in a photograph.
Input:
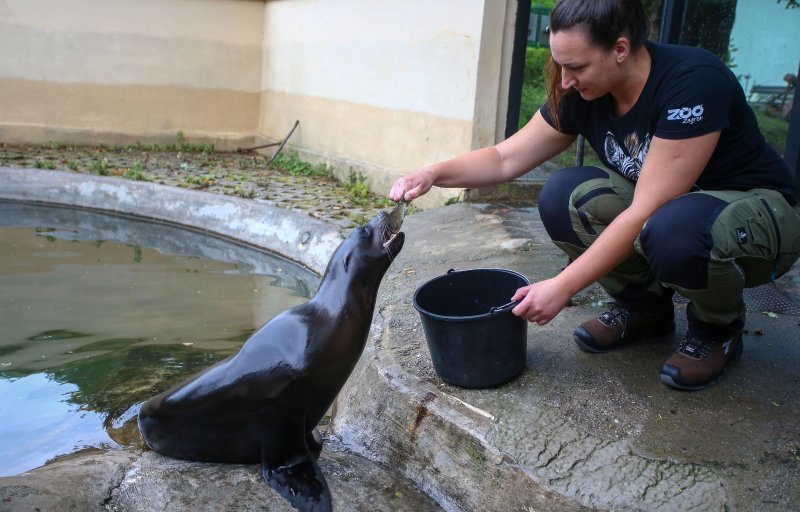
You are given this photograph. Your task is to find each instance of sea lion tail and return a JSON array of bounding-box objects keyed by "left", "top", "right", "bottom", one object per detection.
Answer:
[{"left": 262, "top": 451, "right": 332, "bottom": 512}]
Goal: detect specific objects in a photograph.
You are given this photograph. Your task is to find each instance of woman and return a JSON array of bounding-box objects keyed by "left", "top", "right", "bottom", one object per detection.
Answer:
[{"left": 389, "top": 0, "right": 799, "bottom": 391}]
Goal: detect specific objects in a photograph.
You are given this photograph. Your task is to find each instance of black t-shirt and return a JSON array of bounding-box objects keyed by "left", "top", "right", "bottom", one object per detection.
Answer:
[{"left": 540, "top": 41, "right": 797, "bottom": 205}]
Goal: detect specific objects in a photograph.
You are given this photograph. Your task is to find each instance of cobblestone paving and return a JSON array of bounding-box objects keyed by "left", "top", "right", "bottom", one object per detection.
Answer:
[{"left": 0, "top": 143, "right": 395, "bottom": 233}]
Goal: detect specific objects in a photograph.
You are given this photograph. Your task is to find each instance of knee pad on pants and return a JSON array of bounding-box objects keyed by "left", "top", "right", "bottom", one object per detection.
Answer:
[
  {"left": 639, "top": 193, "right": 728, "bottom": 290},
  {"left": 538, "top": 166, "right": 610, "bottom": 248}
]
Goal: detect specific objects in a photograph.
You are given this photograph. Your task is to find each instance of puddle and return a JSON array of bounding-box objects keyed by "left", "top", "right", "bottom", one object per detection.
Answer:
[{"left": 0, "top": 201, "right": 318, "bottom": 476}]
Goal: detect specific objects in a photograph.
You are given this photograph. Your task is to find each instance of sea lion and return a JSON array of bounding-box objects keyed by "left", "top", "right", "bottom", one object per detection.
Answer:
[{"left": 138, "top": 209, "right": 405, "bottom": 512}]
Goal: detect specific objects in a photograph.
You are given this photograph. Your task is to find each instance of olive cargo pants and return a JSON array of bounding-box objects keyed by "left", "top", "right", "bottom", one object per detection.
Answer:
[{"left": 537, "top": 166, "right": 800, "bottom": 329}]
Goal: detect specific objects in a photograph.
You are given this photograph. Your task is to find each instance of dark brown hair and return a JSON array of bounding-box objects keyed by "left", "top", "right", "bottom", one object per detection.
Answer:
[{"left": 545, "top": 0, "right": 650, "bottom": 128}]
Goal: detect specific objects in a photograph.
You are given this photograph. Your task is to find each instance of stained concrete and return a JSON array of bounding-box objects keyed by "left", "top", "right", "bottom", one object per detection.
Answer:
[
  {"left": 0, "top": 438, "right": 443, "bottom": 512},
  {"left": 334, "top": 203, "right": 800, "bottom": 512},
  {"left": 0, "top": 167, "right": 342, "bottom": 275},
  {"left": 1, "top": 166, "right": 798, "bottom": 511}
]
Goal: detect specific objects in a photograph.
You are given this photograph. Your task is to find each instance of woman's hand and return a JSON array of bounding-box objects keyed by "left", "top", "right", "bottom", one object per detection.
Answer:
[
  {"left": 389, "top": 169, "right": 435, "bottom": 202},
  {"left": 510, "top": 278, "right": 572, "bottom": 325}
]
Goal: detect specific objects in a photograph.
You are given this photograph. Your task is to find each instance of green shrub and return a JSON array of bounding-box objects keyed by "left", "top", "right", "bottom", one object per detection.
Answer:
[
  {"left": 753, "top": 106, "right": 789, "bottom": 157},
  {"left": 524, "top": 47, "right": 550, "bottom": 88},
  {"left": 123, "top": 161, "right": 147, "bottom": 181},
  {"left": 271, "top": 152, "right": 332, "bottom": 178},
  {"left": 347, "top": 170, "right": 371, "bottom": 200},
  {"left": 519, "top": 47, "right": 550, "bottom": 130}
]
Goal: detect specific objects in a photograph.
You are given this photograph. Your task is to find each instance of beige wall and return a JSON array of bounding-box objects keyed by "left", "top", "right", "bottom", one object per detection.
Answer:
[
  {"left": 0, "top": 0, "right": 264, "bottom": 148},
  {"left": 0, "top": 0, "right": 519, "bottom": 206},
  {"left": 259, "top": 0, "right": 517, "bottom": 206}
]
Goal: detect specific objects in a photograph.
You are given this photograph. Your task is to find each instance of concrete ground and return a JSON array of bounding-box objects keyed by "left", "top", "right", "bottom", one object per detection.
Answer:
[
  {"left": 334, "top": 201, "right": 800, "bottom": 512},
  {"left": 1, "top": 155, "right": 799, "bottom": 511}
]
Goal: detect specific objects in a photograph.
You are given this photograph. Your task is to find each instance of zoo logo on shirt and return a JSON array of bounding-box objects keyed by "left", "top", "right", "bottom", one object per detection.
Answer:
[{"left": 666, "top": 104, "right": 704, "bottom": 125}]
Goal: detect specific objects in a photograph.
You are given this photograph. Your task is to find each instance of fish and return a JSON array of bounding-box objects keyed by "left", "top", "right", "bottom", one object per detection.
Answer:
[{"left": 388, "top": 200, "right": 407, "bottom": 234}]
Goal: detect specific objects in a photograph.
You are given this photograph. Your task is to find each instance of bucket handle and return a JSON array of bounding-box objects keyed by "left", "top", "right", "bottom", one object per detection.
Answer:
[{"left": 489, "top": 300, "right": 519, "bottom": 315}]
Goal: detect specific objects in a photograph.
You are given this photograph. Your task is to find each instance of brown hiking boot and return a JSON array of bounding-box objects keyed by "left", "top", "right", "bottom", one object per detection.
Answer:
[
  {"left": 573, "top": 302, "right": 675, "bottom": 353},
  {"left": 660, "top": 328, "right": 743, "bottom": 391}
]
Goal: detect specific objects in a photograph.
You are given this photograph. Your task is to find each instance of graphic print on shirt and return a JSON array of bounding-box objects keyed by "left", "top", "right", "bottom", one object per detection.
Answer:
[{"left": 604, "top": 131, "right": 651, "bottom": 181}]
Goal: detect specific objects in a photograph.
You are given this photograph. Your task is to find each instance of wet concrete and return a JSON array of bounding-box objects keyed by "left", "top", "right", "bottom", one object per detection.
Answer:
[
  {"left": 1, "top": 160, "right": 799, "bottom": 511},
  {"left": 334, "top": 203, "right": 800, "bottom": 512},
  {"left": 0, "top": 437, "right": 443, "bottom": 512}
]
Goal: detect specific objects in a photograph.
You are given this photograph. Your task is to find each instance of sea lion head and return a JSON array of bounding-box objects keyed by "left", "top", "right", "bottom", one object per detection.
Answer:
[{"left": 336, "top": 211, "right": 404, "bottom": 277}]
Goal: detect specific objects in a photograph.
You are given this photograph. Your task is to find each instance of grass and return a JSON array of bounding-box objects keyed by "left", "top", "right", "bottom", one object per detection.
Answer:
[
  {"left": 34, "top": 159, "right": 56, "bottom": 170},
  {"left": 114, "top": 132, "right": 215, "bottom": 154},
  {"left": 753, "top": 106, "right": 790, "bottom": 157},
  {"left": 123, "top": 161, "right": 147, "bottom": 181},
  {"left": 90, "top": 158, "right": 110, "bottom": 175},
  {"left": 184, "top": 174, "right": 216, "bottom": 189},
  {"left": 270, "top": 151, "right": 332, "bottom": 178},
  {"left": 233, "top": 185, "right": 255, "bottom": 199}
]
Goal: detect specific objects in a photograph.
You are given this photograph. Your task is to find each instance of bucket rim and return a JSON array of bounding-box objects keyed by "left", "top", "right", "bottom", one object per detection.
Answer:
[{"left": 412, "top": 267, "right": 530, "bottom": 322}]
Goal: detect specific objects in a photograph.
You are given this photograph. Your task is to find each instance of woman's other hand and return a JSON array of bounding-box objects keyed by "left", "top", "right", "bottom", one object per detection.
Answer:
[{"left": 511, "top": 278, "right": 572, "bottom": 325}]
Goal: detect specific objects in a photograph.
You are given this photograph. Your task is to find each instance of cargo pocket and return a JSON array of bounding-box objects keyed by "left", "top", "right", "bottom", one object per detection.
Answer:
[
  {"left": 774, "top": 215, "right": 800, "bottom": 279},
  {"left": 758, "top": 195, "right": 800, "bottom": 280},
  {"left": 733, "top": 214, "right": 776, "bottom": 285}
]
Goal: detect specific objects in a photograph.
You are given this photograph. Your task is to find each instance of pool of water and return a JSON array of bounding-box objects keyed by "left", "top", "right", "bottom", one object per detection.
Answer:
[{"left": 0, "top": 201, "right": 319, "bottom": 476}]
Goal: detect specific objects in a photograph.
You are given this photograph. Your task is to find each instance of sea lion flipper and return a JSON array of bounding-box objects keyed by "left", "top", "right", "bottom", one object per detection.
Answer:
[
  {"left": 306, "top": 428, "right": 323, "bottom": 459},
  {"left": 262, "top": 449, "right": 332, "bottom": 512}
]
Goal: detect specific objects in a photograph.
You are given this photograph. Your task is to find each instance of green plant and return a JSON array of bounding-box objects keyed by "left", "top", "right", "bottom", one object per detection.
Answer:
[
  {"left": 233, "top": 185, "right": 255, "bottom": 199},
  {"left": 184, "top": 174, "right": 216, "bottom": 189},
  {"left": 34, "top": 159, "right": 56, "bottom": 170},
  {"left": 373, "top": 196, "right": 396, "bottom": 208},
  {"left": 519, "top": 47, "right": 550, "bottom": 130},
  {"left": 123, "top": 161, "right": 147, "bottom": 181},
  {"left": 753, "top": 106, "right": 789, "bottom": 156},
  {"left": 272, "top": 152, "right": 332, "bottom": 178},
  {"left": 175, "top": 131, "right": 215, "bottom": 154},
  {"left": 347, "top": 170, "right": 371, "bottom": 200},
  {"left": 66, "top": 160, "right": 79, "bottom": 171},
  {"left": 90, "top": 158, "right": 110, "bottom": 175},
  {"left": 350, "top": 213, "right": 367, "bottom": 225}
]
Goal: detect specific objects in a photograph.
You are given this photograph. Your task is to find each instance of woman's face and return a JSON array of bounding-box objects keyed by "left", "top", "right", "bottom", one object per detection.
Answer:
[{"left": 550, "top": 28, "right": 620, "bottom": 101}]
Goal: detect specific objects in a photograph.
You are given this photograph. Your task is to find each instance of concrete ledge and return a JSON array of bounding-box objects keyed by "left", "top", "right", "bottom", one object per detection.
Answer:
[{"left": 0, "top": 167, "right": 342, "bottom": 275}]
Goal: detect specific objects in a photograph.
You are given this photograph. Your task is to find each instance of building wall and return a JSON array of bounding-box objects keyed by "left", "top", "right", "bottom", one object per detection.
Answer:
[
  {"left": 0, "top": 0, "right": 518, "bottom": 207},
  {"left": 258, "top": 0, "right": 516, "bottom": 206},
  {"left": 729, "top": 0, "right": 799, "bottom": 92},
  {"left": 0, "top": 0, "right": 264, "bottom": 148}
]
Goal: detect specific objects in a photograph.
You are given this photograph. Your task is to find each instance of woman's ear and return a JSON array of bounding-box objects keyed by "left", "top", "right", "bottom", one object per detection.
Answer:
[{"left": 614, "top": 36, "right": 631, "bottom": 64}]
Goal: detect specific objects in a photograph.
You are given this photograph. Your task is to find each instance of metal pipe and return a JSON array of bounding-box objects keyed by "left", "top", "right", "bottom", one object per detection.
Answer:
[{"left": 505, "top": 0, "right": 532, "bottom": 139}]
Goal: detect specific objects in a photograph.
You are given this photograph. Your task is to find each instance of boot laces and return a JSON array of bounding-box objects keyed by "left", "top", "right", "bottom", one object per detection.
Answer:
[
  {"left": 677, "top": 331, "right": 714, "bottom": 360},
  {"left": 599, "top": 303, "right": 631, "bottom": 334}
]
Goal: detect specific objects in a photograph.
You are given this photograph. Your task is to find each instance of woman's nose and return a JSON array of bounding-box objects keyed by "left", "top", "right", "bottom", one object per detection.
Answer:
[{"left": 561, "top": 69, "right": 575, "bottom": 90}]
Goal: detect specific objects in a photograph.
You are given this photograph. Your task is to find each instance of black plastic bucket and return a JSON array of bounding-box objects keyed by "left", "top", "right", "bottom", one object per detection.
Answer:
[{"left": 413, "top": 268, "right": 529, "bottom": 388}]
